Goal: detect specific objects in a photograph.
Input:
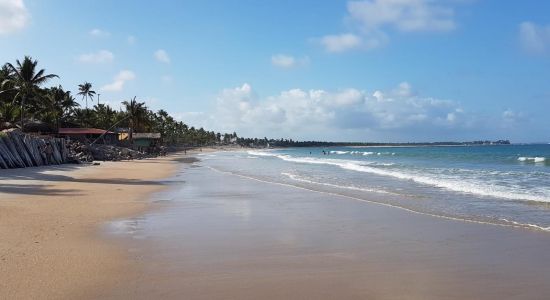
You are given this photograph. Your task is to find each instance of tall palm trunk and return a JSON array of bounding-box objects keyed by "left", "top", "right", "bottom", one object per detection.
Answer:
[{"left": 85, "top": 95, "right": 88, "bottom": 127}]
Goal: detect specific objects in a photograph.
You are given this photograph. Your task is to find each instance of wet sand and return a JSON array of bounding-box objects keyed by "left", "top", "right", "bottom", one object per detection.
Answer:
[
  {"left": 106, "top": 161, "right": 550, "bottom": 299},
  {"left": 0, "top": 155, "right": 181, "bottom": 299}
]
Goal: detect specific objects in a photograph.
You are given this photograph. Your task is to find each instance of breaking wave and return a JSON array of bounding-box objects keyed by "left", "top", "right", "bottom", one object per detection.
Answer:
[{"left": 247, "top": 150, "right": 550, "bottom": 203}]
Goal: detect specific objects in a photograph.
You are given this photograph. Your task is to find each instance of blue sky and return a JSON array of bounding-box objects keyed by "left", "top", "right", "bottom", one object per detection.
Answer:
[{"left": 1, "top": 0, "right": 549, "bottom": 142}]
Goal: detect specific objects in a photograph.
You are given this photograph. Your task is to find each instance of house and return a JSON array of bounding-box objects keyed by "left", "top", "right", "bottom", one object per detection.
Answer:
[
  {"left": 132, "top": 133, "right": 161, "bottom": 148},
  {"left": 58, "top": 128, "right": 117, "bottom": 144},
  {"left": 118, "top": 132, "right": 161, "bottom": 150}
]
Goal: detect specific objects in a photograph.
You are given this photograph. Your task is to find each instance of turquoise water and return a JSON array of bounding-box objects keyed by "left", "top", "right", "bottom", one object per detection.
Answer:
[{"left": 200, "top": 144, "right": 550, "bottom": 231}]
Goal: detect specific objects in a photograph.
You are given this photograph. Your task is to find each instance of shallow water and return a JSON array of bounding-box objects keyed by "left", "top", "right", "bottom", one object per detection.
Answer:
[
  {"left": 202, "top": 145, "right": 550, "bottom": 231},
  {"left": 103, "top": 158, "right": 550, "bottom": 299}
]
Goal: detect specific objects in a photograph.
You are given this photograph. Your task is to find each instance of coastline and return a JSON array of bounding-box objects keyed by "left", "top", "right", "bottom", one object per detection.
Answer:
[
  {"left": 0, "top": 153, "right": 183, "bottom": 299},
  {"left": 2, "top": 148, "right": 549, "bottom": 299},
  {"left": 104, "top": 160, "right": 550, "bottom": 299}
]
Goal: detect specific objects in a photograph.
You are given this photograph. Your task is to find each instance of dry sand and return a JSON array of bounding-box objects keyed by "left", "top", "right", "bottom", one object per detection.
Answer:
[{"left": 0, "top": 155, "right": 181, "bottom": 299}]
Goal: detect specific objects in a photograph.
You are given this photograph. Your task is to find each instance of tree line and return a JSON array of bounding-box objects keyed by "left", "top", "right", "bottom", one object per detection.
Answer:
[
  {"left": 237, "top": 137, "right": 511, "bottom": 148},
  {"left": 0, "top": 56, "right": 237, "bottom": 146}
]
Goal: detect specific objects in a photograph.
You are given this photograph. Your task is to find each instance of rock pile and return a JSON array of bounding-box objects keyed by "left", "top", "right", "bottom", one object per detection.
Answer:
[
  {"left": 0, "top": 129, "right": 160, "bottom": 169},
  {"left": 82, "top": 143, "right": 155, "bottom": 161}
]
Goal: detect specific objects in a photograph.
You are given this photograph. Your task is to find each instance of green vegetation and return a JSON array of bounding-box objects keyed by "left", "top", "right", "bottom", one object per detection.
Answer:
[
  {"left": 236, "top": 137, "right": 510, "bottom": 148},
  {"left": 0, "top": 56, "right": 232, "bottom": 146}
]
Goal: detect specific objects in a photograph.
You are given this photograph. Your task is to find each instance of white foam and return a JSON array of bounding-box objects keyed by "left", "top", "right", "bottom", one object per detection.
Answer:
[
  {"left": 328, "top": 150, "right": 389, "bottom": 156},
  {"left": 518, "top": 156, "right": 546, "bottom": 163},
  {"left": 266, "top": 154, "right": 550, "bottom": 203},
  {"left": 330, "top": 150, "right": 349, "bottom": 154},
  {"left": 499, "top": 218, "right": 550, "bottom": 231},
  {"left": 208, "top": 166, "right": 550, "bottom": 232},
  {"left": 247, "top": 150, "right": 277, "bottom": 157},
  {"left": 281, "top": 172, "right": 394, "bottom": 195}
]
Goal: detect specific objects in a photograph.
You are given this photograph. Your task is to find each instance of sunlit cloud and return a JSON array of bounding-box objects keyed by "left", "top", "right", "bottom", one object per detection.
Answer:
[
  {"left": 77, "top": 50, "right": 114, "bottom": 64},
  {"left": 89, "top": 28, "right": 110, "bottom": 38},
  {"left": 101, "top": 70, "right": 136, "bottom": 92},
  {"left": 519, "top": 21, "right": 550, "bottom": 54},
  {"left": 154, "top": 49, "right": 170, "bottom": 63},
  {"left": 318, "top": 0, "right": 461, "bottom": 52},
  {"left": 271, "top": 54, "right": 309, "bottom": 68},
  {"left": 0, "top": 0, "right": 30, "bottom": 35},
  {"left": 179, "top": 82, "right": 487, "bottom": 140}
]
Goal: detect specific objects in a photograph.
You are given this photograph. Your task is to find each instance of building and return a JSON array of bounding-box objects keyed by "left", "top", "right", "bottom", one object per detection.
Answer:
[
  {"left": 118, "top": 132, "right": 161, "bottom": 150},
  {"left": 58, "top": 128, "right": 117, "bottom": 144}
]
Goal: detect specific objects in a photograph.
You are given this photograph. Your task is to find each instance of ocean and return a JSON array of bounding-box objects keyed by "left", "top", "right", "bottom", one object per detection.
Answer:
[{"left": 199, "top": 144, "right": 550, "bottom": 231}]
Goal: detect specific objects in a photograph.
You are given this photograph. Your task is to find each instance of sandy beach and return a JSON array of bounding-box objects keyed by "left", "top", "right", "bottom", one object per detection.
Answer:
[
  {"left": 0, "top": 155, "right": 181, "bottom": 299},
  {"left": 2, "top": 152, "right": 550, "bottom": 299}
]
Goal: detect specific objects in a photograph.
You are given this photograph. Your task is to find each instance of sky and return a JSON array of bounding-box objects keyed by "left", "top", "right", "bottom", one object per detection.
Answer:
[{"left": 1, "top": 0, "right": 549, "bottom": 142}]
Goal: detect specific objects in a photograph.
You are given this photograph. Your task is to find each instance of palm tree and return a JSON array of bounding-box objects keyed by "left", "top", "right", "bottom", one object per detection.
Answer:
[
  {"left": 77, "top": 82, "right": 95, "bottom": 110},
  {"left": 93, "top": 103, "right": 117, "bottom": 129},
  {"left": 0, "top": 101, "right": 20, "bottom": 128},
  {"left": 61, "top": 92, "right": 79, "bottom": 121},
  {"left": 4, "top": 56, "right": 58, "bottom": 131},
  {"left": 77, "top": 82, "right": 96, "bottom": 127},
  {"left": 122, "top": 96, "right": 148, "bottom": 144},
  {"left": 44, "top": 86, "right": 79, "bottom": 130},
  {"left": 0, "top": 64, "right": 16, "bottom": 105},
  {"left": 71, "top": 108, "right": 88, "bottom": 127}
]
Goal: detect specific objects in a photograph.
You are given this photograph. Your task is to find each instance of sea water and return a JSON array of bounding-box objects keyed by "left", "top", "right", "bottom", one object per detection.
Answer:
[{"left": 199, "top": 145, "right": 550, "bottom": 231}]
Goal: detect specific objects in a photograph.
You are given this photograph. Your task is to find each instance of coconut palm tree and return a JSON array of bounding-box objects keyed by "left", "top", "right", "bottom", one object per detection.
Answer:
[
  {"left": 0, "top": 101, "right": 20, "bottom": 128},
  {"left": 122, "top": 96, "right": 148, "bottom": 144},
  {"left": 0, "top": 64, "right": 16, "bottom": 105},
  {"left": 4, "top": 56, "right": 58, "bottom": 130},
  {"left": 77, "top": 82, "right": 95, "bottom": 110},
  {"left": 44, "top": 86, "right": 79, "bottom": 130},
  {"left": 77, "top": 82, "right": 95, "bottom": 127},
  {"left": 92, "top": 103, "right": 118, "bottom": 129}
]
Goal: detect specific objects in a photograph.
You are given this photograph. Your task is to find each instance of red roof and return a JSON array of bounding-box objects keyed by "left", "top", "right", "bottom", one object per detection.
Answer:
[{"left": 58, "top": 128, "right": 115, "bottom": 135}]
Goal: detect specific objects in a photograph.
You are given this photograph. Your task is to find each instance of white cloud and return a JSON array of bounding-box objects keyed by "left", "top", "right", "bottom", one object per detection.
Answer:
[
  {"left": 271, "top": 54, "right": 295, "bottom": 68},
  {"left": 89, "top": 28, "right": 110, "bottom": 38},
  {"left": 0, "top": 0, "right": 30, "bottom": 35},
  {"left": 127, "top": 35, "right": 136, "bottom": 45},
  {"left": 77, "top": 50, "right": 114, "bottom": 64},
  {"left": 154, "top": 49, "right": 170, "bottom": 63},
  {"left": 271, "top": 54, "right": 310, "bottom": 68},
  {"left": 519, "top": 21, "right": 550, "bottom": 54},
  {"left": 184, "top": 82, "right": 476, "bottom": 140},
  {"left": 318, "top": 0, "right": 461, "bottom": 52},
  {"left": 502, "top": 109, "right": 526, "bottom": 123},
  {"left": 320, "top": 33, "right": 363, "bottom": 52},
  {"left": 348, "top": 0, "right": 456, "bottom": 33},
  {"left": 321, "top": 31, "right": 389, "bottom": 52},
  {"left": 101, "top": 70, "right": 136, "bottom": 92}
]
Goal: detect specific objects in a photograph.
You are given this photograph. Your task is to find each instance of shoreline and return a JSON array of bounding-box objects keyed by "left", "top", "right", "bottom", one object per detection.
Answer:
[
  {"left": 105, "top": 161, "right": 550, "bottom": 299},
  {"left": 208, "top": 166, "right": 550, "bottom": 232},
  {"left": 0, "top": 152, "right": 186, "bottom": 299},
  {"left": 2, "top": 148, "right": 549, "bottom": 299}
]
